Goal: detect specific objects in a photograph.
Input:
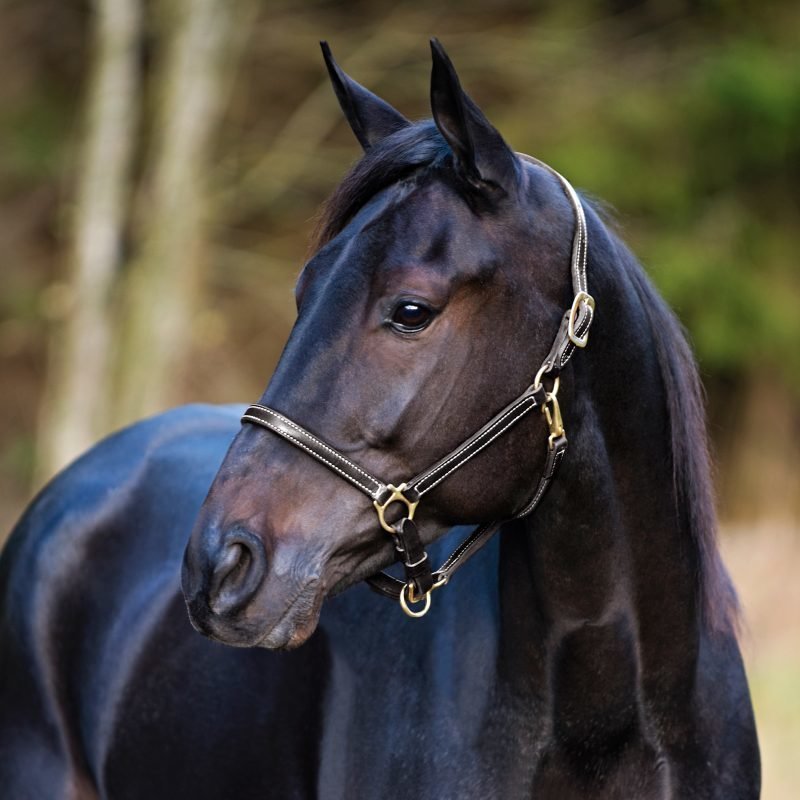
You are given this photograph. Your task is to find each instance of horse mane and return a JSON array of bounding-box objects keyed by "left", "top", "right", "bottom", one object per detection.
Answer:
[
  {"left": 617, "top": 244, "right": 739, "bottom": 634},
  {"left": 313, "top": 120, "right": 737, "bottom": 635}
]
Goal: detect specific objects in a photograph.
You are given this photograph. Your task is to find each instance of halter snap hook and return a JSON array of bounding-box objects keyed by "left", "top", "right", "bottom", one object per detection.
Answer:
[{"left": 543, "top": 392, "right": 565, "bottom": 449}]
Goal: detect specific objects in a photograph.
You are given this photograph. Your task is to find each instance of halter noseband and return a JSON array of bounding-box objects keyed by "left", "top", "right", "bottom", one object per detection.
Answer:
[{"left": 241, "top": 155, "right": 595, "bottom": 618}]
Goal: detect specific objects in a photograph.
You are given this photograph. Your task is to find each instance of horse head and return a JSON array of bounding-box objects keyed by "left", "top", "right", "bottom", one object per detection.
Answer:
[{"left": 182, "top": 41, "right": 586, "bottom": 649}]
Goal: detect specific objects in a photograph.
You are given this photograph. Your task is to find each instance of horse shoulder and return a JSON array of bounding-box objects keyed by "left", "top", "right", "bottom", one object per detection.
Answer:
[{"left": 0, "top": 404, "right": 241, "bottom": 798}]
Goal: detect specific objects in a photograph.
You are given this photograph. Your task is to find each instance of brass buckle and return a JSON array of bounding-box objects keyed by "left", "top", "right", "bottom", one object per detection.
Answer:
[
  {"left": 373, "top": 483, "right": 419, "bottom": 534},
  {"left": 567, "top": 291, "right": 595, "bottom": 348}
]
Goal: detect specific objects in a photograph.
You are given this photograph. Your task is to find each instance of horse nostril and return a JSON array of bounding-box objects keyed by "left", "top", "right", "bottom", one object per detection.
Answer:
[
  {"left": 208, "top": 530, "right": 267, "bottom": 617},
  {"left": 215, "top": 542, "right": 250, "bottom": 584}
]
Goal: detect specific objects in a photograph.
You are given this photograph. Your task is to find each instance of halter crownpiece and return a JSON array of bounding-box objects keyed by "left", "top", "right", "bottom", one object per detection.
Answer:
[{"left": 242, "top": 155, "right": 594, "bottom": 618}]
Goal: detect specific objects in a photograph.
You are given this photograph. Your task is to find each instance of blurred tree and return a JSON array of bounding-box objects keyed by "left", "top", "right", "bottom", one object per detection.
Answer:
[
  {"left": 114, "top": 0, "right": 253, "bottom": 423},
  {"left": 36, "top": 0, "right": 140, "bottom": 480},
  {"left": 35, "top": 0, "right": 254, "bottom": 478}
]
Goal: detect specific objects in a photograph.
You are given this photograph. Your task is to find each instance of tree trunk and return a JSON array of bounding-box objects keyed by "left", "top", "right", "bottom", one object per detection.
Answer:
[
  {"left": 36, "top": 0, "right": 141, "bottom": 483},
  {"left": 113, "top": 0, "right": 242, "bottom": 425}
]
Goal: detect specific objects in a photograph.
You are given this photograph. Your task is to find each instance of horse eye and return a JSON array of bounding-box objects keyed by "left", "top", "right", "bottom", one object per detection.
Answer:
[{"left": 390, "top": 301, "right": 434, "bottom": 332}]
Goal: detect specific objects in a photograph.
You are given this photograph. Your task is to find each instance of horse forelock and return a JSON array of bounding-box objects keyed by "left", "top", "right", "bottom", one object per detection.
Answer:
[{"left": 311, "top": 121, "right": 452, "bottom": 253}]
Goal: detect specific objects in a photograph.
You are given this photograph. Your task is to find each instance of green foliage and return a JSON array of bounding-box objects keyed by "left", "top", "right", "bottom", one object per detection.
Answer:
[
  {"left": 520, "top": 13, "right": 800, "bottom": 388},
  {"left": 0, "top": 93, "right": 72, "bottom": 184},
  {"left": 654, "top": 40, "right": 800, "bottom": 386},
  {"left": 689, "top": 41, "right": 800, "bottom": 193}
]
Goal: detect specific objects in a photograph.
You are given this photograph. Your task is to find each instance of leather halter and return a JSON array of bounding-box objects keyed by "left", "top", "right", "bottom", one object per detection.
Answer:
[{"left": 241, "top": 155, "right": 595, "bottom": 617}]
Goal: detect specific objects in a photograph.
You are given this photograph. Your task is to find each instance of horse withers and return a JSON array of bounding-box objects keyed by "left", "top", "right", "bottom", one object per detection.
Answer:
[{"left": 0, "top": 41, "right": 759, "bottom": 799}]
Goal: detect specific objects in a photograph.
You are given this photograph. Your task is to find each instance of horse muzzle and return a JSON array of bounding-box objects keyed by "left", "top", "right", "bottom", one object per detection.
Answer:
[{"left": 181, "top": 524, "right": 325, "bottom": 650}]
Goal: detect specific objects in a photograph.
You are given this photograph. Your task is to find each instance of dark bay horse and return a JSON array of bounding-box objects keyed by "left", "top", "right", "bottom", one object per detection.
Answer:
[{"left": 0, "top": 41, "right": 759, "bottom": 798}]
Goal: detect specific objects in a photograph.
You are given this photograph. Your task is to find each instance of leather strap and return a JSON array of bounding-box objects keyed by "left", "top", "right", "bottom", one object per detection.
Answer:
[
  {"left": 517, "top": 153, "right": 588, "bottom": 299},
  {"left": 517, "top": 152, "right": 594, "bottom": 379},
  {"left": 393, "top": 518, "right": 434, "bottom": 596},
  {"left": 513, "top": 433, "right": 567, "bottom": 518},
  {"left": 242, "top": 383, "right": 548, "bottom": 507},
  {"left": 407, "top": 383, "right": 546, "bottom": 496},
  {"left": 241, "top": 405, "right": 387, "bottom": 500}
]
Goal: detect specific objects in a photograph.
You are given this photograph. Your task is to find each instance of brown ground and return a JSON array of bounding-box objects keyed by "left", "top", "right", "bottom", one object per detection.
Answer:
[{"left": 722, "top": 522, "right": 800, "bottom": 799}]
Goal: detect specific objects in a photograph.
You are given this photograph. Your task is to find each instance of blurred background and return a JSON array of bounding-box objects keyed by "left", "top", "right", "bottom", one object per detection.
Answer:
[{"left": 0, "top": 0, "right": 797, "bottom": 794}]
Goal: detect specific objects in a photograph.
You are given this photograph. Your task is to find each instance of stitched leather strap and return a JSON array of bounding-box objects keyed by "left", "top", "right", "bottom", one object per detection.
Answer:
[
  {"left": 517, "top": 153, "right": 588, "bottom": 299},
  {"left": 513, "top": 433, "right": 568, "bottom": 518},
  {"left": 241, "top": 405, "right": 387, "bottom": 500},
  {"left": 243, "top": 383, "right": 547, "bottom": 506},
  {"left": 517, "top": 152, "right": 594, "bottom": 376},
  {"left": 407, "top": 383, "right": 547, "bottom": 496},
  {"left": 243, "top": 385, "right": 556, "bottom": 604}
]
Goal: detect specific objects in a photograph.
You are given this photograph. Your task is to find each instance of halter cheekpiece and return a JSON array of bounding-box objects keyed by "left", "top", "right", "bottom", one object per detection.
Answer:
[{"left": 241, "top": 155, "right": 595, "bottom": 618}]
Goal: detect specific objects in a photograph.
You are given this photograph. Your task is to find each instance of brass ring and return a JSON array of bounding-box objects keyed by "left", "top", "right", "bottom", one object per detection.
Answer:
[
  {"left": 533, "top": 366, "right": 560, "bottom": 398},
  {"left": 533, "top": 363, "right": 548, "bottom": 393},
  {"left": 399, "top": 583, "right": 432, "bottom": 618}
]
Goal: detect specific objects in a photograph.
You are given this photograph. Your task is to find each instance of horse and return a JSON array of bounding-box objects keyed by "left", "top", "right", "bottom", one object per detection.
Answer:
[{"left": 0, "top": 40, "right": 759, "bottom": 799}]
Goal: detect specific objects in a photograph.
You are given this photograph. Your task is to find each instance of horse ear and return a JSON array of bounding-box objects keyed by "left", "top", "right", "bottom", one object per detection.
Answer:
[
  {"left": 321, "top": 41, "right": 410, "bottom": 151},
  {"left": 429, "top": 38, "right": 518, "bottom": 191}
]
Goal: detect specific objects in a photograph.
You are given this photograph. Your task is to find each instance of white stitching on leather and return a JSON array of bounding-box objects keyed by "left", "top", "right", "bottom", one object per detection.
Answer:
[
  {"left": 414, "top": 398, "right": 539, "bottom": 496},
  {"left": 517, "top": 480, "right": 547, "bottom": 518},
  {"left": 246, "top": 405, "right": 379, "bottom": 486},
  {"left": 515, "top": 445, "right": 566, "bottom": 517},
  {"left": 410, "top": 395, "right": 536, "bottom": 492},
  {"left": 242, "top": 413, "right": 381, "bottom": 498},
  {"left": 439, "top": 524, "right": 497, "bottom": 574},
  {"left": 516, "top": 152, "right": 587, "bottom": 296},
  {"left": 417, "top": 401, "right": 536, "bottom": 492}
]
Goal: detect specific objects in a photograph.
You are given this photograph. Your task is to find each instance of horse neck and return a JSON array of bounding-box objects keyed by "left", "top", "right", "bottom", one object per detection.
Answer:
[{"left": 494, "top": 228, "right": 703, "bottom": 726}]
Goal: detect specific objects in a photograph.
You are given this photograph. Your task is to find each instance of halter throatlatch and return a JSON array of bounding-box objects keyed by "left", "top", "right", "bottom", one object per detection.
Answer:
[{"left": 241, "top": 155, "right": 594, "bottom": 618}]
